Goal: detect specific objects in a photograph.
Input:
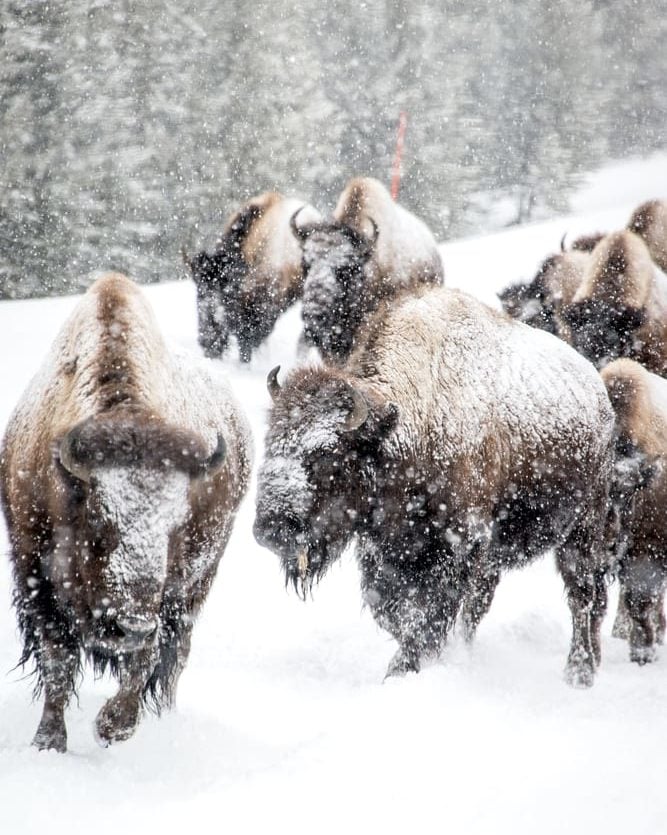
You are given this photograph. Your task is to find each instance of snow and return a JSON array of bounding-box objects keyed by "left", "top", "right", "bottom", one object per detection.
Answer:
[{"left": 1, "top": 154, "right": 667, "bottom": 834}]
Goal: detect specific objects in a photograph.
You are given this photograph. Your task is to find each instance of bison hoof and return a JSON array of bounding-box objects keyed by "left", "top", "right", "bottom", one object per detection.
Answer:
[
  {"left": 33, "top": 720, "right": 67, "bottom": 753},
  {"left": 630, "top": 645, "right": 657, "bottom": 666},
  {"left": 564, "top": 661, "right": 595, "bottom": 689},
  {"left": 384, "top": 650, "right": 420, "bottom": 680},
  {"left": 94, "top": 696, "right": 141, "bottom": 747}
]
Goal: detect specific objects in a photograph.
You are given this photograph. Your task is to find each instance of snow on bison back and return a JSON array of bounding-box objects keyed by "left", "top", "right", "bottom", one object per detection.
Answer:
[
  {"left": 254, "top": 285, "right": 615, "bottom": 687},
  {"left": 0, "top": 272, "right": 252, "bottom": 752}
]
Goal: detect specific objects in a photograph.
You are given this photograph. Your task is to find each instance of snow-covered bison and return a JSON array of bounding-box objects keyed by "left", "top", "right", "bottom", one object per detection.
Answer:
[
  {"left": 499, "top": 243, "right": 589, "bottom": 336},
  {"left": 291, "top": 176, "right": 444, "bottom": 364},
  {"left": 628, "top": 199, "right": 667, "bottom": 273},
  {"left": 186, "top": 192, "right": 320, "bottom": 362},
  {"left": 254, "top": 286, "right": 615, "bottom": 686},
  {"left": 0, "top": 273, "right": 252, "bottom": 751},
  {"left": 562, "top": 230, "right": 667, "bottom": 375},
  {"left": 601, "top": 358, "right": 667, "bottom": 664}
]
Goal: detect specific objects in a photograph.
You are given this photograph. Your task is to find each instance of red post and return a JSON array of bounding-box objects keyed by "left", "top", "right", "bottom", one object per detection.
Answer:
[{"left": 390, "top": 111, "right": 407, "bottom": 201}]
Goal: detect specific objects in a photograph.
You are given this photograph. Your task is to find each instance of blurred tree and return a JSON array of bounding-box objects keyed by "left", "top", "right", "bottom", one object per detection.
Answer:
[{"left": 0, "top": 0, "right": 660, "bottom": 298}]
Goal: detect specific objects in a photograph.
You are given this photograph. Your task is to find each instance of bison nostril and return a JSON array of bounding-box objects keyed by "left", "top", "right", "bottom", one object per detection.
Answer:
[{"left": 116, "top": 615, "right": 158, "bottom": 640}]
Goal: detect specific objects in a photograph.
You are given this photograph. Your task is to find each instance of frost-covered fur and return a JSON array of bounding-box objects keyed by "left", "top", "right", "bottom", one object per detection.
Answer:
[
  {"left": 188, "top": 192, "right": 320, "bottom": 362},
  {"left": 562, "top": 230, "right": 667, "bottom": 375},
  {"left": 0, "top": 273, "right": 252, "bottom": 751},
  {"left": 295, "top": 176, "right": 444, "bottom": 364},
  {"left": 601, "top": 359, "right": 667, "bottom": 664},
  {"left": 628, "top": 199, "right": 667, "bottom": 273},
  {"left": 499, "top": 248, "right": 589, "bottom": 337},
  {"left": 255, "top": 286, "right": 614, "bottom": 686}
]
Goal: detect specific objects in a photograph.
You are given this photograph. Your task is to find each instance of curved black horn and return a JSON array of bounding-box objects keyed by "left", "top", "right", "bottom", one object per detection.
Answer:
[
  {"left": 290, "top": 208, "right": 310, "bottom": 242},
  {"left": 343, "top": 385, "right": 369, "bottom": 432},
  {"left": 560, "top": 233, "right": 567, "bottom": 252},
  {"left": 59, "top": 431, "right": 91, "bottom": 483},
  {"left": 267, "top": 365, "right": 282, "bottom": 402},
  {"left": 367, "top": 217, "right": 380, "bottom": 247}
]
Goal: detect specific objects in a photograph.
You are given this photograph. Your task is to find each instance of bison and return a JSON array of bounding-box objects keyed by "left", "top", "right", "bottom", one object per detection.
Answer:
[
  {"left": 562, "top": 230, "right": 667, "bottom": 375},
  {"left": 601, "top": 358, "right": 667, "bottom": 664},
  {"left": 628, "top": 199, "right": 667, "bottom": 273},
  {"left": 0, "top": 273, "right": 252, "bottom": 751},
  {"left": 290, "top": 176, "right": 444, "bottom": 364},
  {"left": 254, "top": 286, "right": 614, "bottom": 687},
  {"left": 498, "top": 241, "right": 589, "bottom": 336},
  {"left": 186, "top": 192, "right": 321, "bottom": 362}
]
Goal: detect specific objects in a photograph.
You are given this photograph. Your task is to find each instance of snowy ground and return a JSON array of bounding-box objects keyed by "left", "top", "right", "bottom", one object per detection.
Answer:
[{"left": 1, "top": 155, "right": 666, "bottom": 834}]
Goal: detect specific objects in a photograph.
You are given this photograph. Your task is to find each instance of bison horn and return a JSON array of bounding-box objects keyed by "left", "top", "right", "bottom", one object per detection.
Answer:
[
  {"left": 560, "top": 233, "right": 567, "bottom": 252},
  {"left": 343, "top": 385, "right": 369, "bottom": 432},
  {"left": 58, "top": 431, "right": 91, "bottom": 483},
  {"left": 290, "top": 208, "right": 310, "bottom": 242},
  {"left": 267, "top": 365, "right": 282, "bottom": 402},
  {"left": 367, "top": 217, "right": 380, "bottom": 247}
]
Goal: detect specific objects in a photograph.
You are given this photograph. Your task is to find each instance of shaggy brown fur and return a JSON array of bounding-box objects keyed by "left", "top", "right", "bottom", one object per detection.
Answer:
[
  {"left": 0, "top": 273, "right": 251, "bottom": 751},
  {"left": 562, "top": 231, "right": 667, "bottom": 375},
  {"left": 601, "top": 359, "right": 667, "bottom": 663},
  {"left": 255, "top": 286, "right": 614, "bottom": 685},
  {"left": 188, "top": 192, "right": 318, "bottom": 361},
  {"left": 628, "top": 199, "right": 667, "bottom": 273}
]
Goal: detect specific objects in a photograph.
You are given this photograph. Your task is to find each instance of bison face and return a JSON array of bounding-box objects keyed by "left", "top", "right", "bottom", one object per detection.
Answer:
[
  {"left": 233, "top": 288, "right": 275, "bottom": 363},
  {"left": 498, "top": 282, "right": 558, "bottom": 334},
  {"left": 253, "top": 367, "right": 397, "bottom": 597},
  {"left": 56, "top": 418, "right": 226, "bottom": 654},
  {"left": 562, "top": 300, "right": 646, "bottom": 368},
  {"left": 77, "top": 466, "right": 190, "bottom": 653},
  {"left": 188, "top": 248, "right": 248, "bottom": 359},
  {"left": 296, "top": 223, "right": 377, "bottom": 364}
]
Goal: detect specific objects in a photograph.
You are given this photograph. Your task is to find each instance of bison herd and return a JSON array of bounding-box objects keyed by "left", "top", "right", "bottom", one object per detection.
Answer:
[{"left": 1, "top": 178, "right": 666, "bottom": 752}]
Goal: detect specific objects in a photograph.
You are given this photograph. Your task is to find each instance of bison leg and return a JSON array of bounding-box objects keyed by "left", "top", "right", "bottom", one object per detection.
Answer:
[
  {"left": 459, "top": 567, "right": 501, "bottom": 643},
  {"left": 359, "top": 543, "right": 463, "bottom": 679},
  {"left": 94, "top": 649, "right": 155, "bottom": 747},
  {"left": 556, "top": 535, "right": 607, "bottom": 688},
  {"left": 611, "top": 592, "right": 631, "bottom": 640},
  {"left": 197, "top": 294, "right": 228, "bottom": 358},
  {"left": 621, "top": 557, "right": 666, "bottom": 665},
  {"left": 653, "top": 593, "right": 666, "bottom": 645},
  {"left": 32, "top": 627, "right": 79, "bottom": 753},
  {"left": 15, "top": 575, "right": 79, "bottom": 752}
]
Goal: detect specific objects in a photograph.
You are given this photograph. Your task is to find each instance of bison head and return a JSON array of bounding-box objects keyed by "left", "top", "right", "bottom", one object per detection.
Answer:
[
  {"left": 291, "top": 212, "right": 379, "bottom": 364},
  {"left": 561, "top": 299, "right": 646, "bottom": 368},
  {"left": 55, "top": 416, "right": 226, "bottom": 654},
  {"left": 498, "top": 280, "right": 557, "bottom": 333},
  {"left": 253, "top": 366, "right": 398, "bottom": 598}
]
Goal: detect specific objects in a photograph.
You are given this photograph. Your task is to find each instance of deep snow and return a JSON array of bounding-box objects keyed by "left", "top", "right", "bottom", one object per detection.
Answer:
[{"left": 1, "top": 154, "right": 666, "bottom": 834}]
